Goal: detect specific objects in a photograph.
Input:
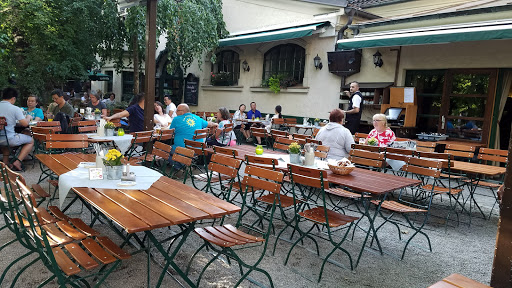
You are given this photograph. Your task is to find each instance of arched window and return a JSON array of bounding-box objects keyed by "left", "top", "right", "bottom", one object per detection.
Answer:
[
  {"left": 263, "top": 44, "right": 305, "bottom": 84},
  {"left": 211, "top": 50, "right": 240, "bottom": 86}
]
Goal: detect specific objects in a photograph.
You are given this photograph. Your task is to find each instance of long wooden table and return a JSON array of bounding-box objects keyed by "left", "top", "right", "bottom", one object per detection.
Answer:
[
  {"left": 210, "top": 145, "right": 422, "bottom": 265},
  {"left": 36, "top": 153, "right": 240, "bottom": 287},
  {"left": 451, "top": 160, "right": 506, "bottom": 222}
]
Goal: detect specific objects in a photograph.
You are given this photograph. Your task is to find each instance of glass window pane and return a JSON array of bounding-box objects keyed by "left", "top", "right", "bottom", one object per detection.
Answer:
[
  {"left": 451, "top": 73, "right": 489, "bottom": 95},
  {"left": 448, "top": 96, "right": 486, "bottom": 118},
  {"left": 446, "top": 119, "right": 484, "bottom": 141}
]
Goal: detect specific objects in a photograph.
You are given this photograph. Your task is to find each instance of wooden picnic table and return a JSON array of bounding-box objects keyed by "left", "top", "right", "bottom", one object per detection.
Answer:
[{"left": 36, "top": 152, "right": 240, "bottom": 287}]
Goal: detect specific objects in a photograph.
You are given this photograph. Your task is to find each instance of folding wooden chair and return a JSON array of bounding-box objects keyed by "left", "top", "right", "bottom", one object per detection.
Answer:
[
  {"left": 250, "top": 127, "right": 270, "bottom": 147},
  {"left": 349, "top": 149, "right": 385, "bottom": 172},
  {"left": 272, "top": 118, "right": 285, "bottom": 130},
  {"left": 415, "top": 151, "right": 463, "bottom": 227},
  {"left": 416, "top": 141, "right": 437, "bottom": 152},
  {"left": 371, "top": 156, "right": 442, "bottom": 259},
  {"left": 155, "top": 128, "right": 175, "bottom": 144},
  {"left": 354, "top": 132, "right": 368, "bottom": 143},
  {"left": 76, "top": 120, "right": 97, "bottom": 133},
  {"left": 203, "top": 154, "right": 242, "bottom": 201},
  {"left": 284, "top": 164, "right": 358, "bottom": 282},
  {"left": 273, "top": 136, "right": 304, "bottom": 152},
  {"left": 36, "top": 121, "right": 62, "bottom": 133},
  {"left": 351, "top": 143, "right": 381, "bottom": 153},
  {"left": 293, "top": 133, "right": 309, "bottom": 141},
  {"left": 383, "top": 146, "right": 416, "bottom": 174},
  {"left": 213, "top": 145, "right": 238, "bottom": 158},
  {"left": 5, "top": 171, "right": 129, "bottom": 287},
  {"left": 168, "top": 146, "right": 195, "bottom": 183},
  {"left": 312, "top": 128, "right": 320, "bottom": 138},
  {"left": 186, "top": 165, "right": 283, "bottom": 288},
  {"left": 125, "top": 130, "right": 153, "bottom": 160},
  {"left": 184, "top": 139, "right": 210, "bottom": 190},
  {"left": 306, "top": 138, "right": 322, "bottom": 145},
  {"left": 283, "top": 118, "right": 297, "bottom": 131},
  {"left": 441, "top": 143, "right": 476, "bottom": 181},
  {"left": 314, "top": 145, "right": 330, "bottom": 160},
  {"left": 145, "top": 141, "right": 172, "bottom": 174}
]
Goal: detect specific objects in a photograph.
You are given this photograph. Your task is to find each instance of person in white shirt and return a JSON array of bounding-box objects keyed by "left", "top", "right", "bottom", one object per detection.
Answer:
[
  {"left": 0, "top": 88, "right": 34, "bottom": 171},
  {"left": 265, "top": 105, "right": 282, "bottom": 133},
  {"left": 233, "top": 104, "right": 250, "bottom": 140},
  {"left": 163, "top": 95, "right": 177, "bottom": 119},
  {"left": 154, "top": 101, "right": 172, "bottom": 128}
]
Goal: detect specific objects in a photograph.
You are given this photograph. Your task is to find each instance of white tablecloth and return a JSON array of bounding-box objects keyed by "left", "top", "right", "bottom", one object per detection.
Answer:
[
  {"left": 58, "top": 165, "right": 162, "bottom": 208},
  {"left": 258, "top": 153, "right": 329, "bottom": 170},
  {"left": 87, "top": 134, "right": 133, "bottom": 154}
]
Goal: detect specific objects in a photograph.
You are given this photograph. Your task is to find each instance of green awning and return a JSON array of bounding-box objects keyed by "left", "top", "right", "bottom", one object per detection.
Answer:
[
  {"left": 219, "top": 23, "right": 325, "bottom": 47},
  {"left": 88, "top": 71, "right": 111, "bottom": 81},
  {"left": 337, "top": 21, "right": 512, "bottom": 50}
]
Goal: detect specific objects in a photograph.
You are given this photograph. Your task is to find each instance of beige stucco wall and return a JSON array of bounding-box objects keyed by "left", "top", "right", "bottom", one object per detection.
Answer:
[{"left": 186, "top": 32, "right": 343, "bottom": 118}]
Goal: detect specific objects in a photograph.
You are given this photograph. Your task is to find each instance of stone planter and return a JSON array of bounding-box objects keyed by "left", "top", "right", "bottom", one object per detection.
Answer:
[
  {"left": 289, "top": 153, "right": 301, "bottom": 164},
  {"left": 105, "top": 165, "right": 122, "bottom": 180},
  {"left": 105, "top": 128, "right": 114, "bottom": 137}
]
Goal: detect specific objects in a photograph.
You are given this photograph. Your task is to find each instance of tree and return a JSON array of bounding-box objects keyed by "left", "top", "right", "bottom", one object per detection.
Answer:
[
  {"left": 0, "top": 0, "right": 107, "bottom": 101},
  {"left": 99, "top": 0, "right": 228, "bottom": 99}
]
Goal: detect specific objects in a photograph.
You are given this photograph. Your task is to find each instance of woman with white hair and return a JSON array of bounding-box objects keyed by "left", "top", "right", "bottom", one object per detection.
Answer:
[{"left": 365, "top": 113, "right": 396, "bottom": 147}]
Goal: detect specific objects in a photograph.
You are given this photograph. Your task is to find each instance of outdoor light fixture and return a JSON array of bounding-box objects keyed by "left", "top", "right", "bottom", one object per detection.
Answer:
[
  {"left": 242, "top": 60, "right": 250, "bottom": 72},
  {"left": 373, "top": 51, "right": 383, "bottom": 68},
  {"left": 313, "top": 54, "right": 323, "bottom": 70}
]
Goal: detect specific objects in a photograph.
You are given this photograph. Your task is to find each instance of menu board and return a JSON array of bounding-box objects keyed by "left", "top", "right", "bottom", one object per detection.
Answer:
[{"left": 184, "top": 73, "right": 199, "bottom": 106}]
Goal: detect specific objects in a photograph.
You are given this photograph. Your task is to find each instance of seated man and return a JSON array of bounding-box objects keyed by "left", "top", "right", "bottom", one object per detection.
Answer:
[
  {"left": 49, "top": 89, "right": 75, "bottom": 118},
  {"left": 169, "top": 104, "right": 217, "bottom": 165},
  {"left": 0, "top": 88, "right": 34, "bottom": 171},
  {"left": 171, "top": 104, "right": 218, "bottom": 151}
]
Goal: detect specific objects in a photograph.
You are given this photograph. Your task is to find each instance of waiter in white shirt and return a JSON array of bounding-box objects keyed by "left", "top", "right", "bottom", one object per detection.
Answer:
[{"left": 343, "top": 81, "right": 363, "bottom": 135}]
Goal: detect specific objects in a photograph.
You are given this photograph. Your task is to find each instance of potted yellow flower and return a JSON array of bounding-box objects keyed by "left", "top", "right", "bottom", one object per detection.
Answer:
[
  {"left": 103, "top": 149, "right": 124, "bottom": 180},
  {"left": 104, "top": 121, "right": 116, "bottom": 136},
  {"left": 288, "top": 142, "right": 302, "bottom": 164}
]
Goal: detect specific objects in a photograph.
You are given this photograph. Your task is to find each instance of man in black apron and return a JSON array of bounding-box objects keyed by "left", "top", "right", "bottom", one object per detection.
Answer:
[{"left": 344, "top": 81, "right": 362, "bottom": 135}]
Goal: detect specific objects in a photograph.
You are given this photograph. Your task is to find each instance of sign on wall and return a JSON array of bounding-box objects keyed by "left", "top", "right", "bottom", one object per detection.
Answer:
[{"left": 184, "top": 73, "right": 199, "bottom": 106}]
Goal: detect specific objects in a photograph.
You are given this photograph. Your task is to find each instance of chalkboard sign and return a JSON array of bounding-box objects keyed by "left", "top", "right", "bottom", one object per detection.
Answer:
[{"left": 184, "top": 73, "right": 199, "bottom": 106}]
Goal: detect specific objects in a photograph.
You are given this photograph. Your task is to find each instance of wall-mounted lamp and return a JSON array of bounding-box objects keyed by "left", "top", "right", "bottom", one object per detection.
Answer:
[
  {"left": 242, "top": 60, "right": 250, "bottom": 72},
  {"left": 313, "top": 54, "right": 323, "bottom": 70},
  {"left": 373, "top": 51, "right": 383, "bottom": 68}
]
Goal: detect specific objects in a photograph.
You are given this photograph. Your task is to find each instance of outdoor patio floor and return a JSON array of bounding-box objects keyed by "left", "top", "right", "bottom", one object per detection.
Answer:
[{"left": 0, "top": 161, "right": 499, "bottom": 288}]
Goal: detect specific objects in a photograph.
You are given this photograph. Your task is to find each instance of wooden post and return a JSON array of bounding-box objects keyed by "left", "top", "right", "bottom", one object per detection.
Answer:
[
  {"left": 491, "top": 130, "right": 512, "bottom": 287},
  {"left": 143, "top": 0, "right": 157, "bottom": 131}
]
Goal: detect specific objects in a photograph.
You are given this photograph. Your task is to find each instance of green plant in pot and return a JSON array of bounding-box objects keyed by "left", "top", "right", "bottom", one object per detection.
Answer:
[
  {"left": 288, "top": 142, "right": 301, "bottom": 164},
  {"left": 104, "top": 121, "right": 116, "bottom": 136}
]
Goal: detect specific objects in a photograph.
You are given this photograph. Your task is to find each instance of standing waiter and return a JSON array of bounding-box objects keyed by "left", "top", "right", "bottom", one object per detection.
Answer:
[{"left": 343, "top": 81, "right": 362, "bottom": 135}]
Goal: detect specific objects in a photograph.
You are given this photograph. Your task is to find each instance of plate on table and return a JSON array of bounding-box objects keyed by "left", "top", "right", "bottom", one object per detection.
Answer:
[{"left": 117, "top": 181, "right": 137, "bottom": 187}]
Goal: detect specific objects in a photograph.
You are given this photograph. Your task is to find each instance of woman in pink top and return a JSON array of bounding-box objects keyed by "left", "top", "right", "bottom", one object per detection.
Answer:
[{"left": 366, "top": 113, "right": 396, "bottom": 147}]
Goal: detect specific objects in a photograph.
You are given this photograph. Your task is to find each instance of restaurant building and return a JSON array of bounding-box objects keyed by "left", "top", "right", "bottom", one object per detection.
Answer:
[{"left": 94, "top": 0, "right": 512, "bottom": 149}]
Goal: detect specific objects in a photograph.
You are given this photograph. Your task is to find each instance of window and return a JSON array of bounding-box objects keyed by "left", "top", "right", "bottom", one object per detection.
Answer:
[
  {"left": 211, "top": 50, "right": 240, "bottom": 86},
  {"left": 105, "top": 71, "right": 113, "bottom": 93},
  {"left": 263, "top": 44, "right": 305, "bottom": 85},
  {"left": 405, "top": 69, "right": 497, "bottom": 143},
  {"left": 122, "top": 71, "right": 144, "bottom": 102}
]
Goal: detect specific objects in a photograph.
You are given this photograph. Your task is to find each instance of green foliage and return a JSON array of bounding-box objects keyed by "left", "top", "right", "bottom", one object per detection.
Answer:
[
  {"left": 159, "top": 0, "right": 228, "bottom": 71},
  {"left": 261, "top": 74, "right": 299, "bottom": 93},
  {"left": 0, "top": 0, "right": 105, "bottom": 97}
]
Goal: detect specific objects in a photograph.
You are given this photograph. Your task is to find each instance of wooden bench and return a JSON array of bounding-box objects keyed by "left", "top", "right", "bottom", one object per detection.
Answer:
[{"left": 428, "top": 273, "right": 490, "bottom": 288}]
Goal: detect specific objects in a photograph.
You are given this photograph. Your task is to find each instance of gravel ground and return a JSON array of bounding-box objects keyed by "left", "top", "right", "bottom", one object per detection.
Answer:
[{"left": 0, "top": 160, "right": 499, "bottom": 288}]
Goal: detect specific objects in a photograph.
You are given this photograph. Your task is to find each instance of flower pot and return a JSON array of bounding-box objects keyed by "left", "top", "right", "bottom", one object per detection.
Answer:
[
  {"left": 314, "top": 122, "right": 319, "bottom": 126},
  {"left": 289, "top": 153, "right": 301, "bottom": 164},
  {"left": 106, "top": 165, "right": 123, "bottom": 180},
  {"left": 105, "top": 128, "right": 114, "bottom": 137},
  {"left": 95, "top": 114, "right": 101, "bottom": 120}
]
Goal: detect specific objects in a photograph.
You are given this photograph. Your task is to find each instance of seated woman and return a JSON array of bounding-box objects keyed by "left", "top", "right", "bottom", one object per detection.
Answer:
[
  {"left": 88, "top": 92, "right": 107, "bottom": 117},
  {"left": 265, "top": 105, "right": 282, "bottom": 133},
  {"left": 366, "top": 113, "right": 396, "bottom": 147},
  {"left": 315, "top": 109, "right": 354, "bottom": 160},
  {"left": 233, "top": 104, "right": 249, "bottom": 140},
  {"left": 207, "top": 107, "right": 236, "bottom": 147},
  {"left": 153, "top": 101, "right": 172, "bottom": 128},
  {"left": 23, "top": 95, "right": 44, "bottom": 121}
]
